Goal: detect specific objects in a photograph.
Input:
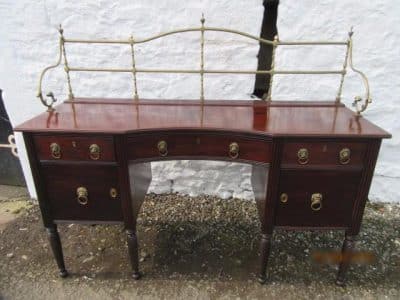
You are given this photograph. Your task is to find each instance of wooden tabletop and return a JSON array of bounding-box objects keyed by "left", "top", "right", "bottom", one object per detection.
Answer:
[{"left": 15, "top": 98, "right": 391, "bottom": 138}]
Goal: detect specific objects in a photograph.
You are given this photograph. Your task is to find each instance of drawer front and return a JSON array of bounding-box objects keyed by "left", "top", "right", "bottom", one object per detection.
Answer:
[
  {"left": 276, "top": 170, "right": 361, "bottom": 227},
  {"left": 34, "top": 135, "right": 115, "bottom": 162},
  {"left": 282, "top": 141, "right": 367, "bottom": 167},
  {"left": 42, "top": 165, "right": 123, "bottom": 222},
  {"left": 128, "top": 133, "right": 271, "bottom": 163}
]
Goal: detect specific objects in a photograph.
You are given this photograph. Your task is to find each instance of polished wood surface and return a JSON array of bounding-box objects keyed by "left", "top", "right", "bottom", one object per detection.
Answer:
[
  {"left": 16, "top": 99, "right": 391, "bottom": 285},
  {"left": 15, "top": 99, "right": 391, "bottom": 138}
]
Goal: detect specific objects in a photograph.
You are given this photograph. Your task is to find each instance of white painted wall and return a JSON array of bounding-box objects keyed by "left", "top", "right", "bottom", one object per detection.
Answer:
[{"left": 0, "top": 1, "right": 398, "bottom": 202}]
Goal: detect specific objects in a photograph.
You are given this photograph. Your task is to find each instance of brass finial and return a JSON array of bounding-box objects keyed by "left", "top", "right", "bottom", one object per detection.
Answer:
[
  {"left": 201, "top": 13, "right": 205, "bottom": 25},
  {"left": 348, "top": 26, "right": 354, "bottom": 38},
  {"left": 58, "top": 24, "right": 64, "bottom": 36}
]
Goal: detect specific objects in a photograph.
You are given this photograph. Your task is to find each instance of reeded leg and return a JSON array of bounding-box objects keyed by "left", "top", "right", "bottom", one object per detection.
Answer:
[
  {"left": 258, "top": 233, "right": 272, "bottom": 283},
  {"left": 127, "top": 229, "right": 141, "bottom": 279},
  {"left": 336, "top": 234, "right": 356, "bottom": 286},
  {"left": 46, "top": 225, "right": 68, "bottom": 278}
]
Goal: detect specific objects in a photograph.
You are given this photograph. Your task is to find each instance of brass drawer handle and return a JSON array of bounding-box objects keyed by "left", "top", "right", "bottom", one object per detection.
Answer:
[
  {"left": 339, "top": 148, "right": 351, "bottom": 164},
  {"left": 229, "top": 142, "right": 239, "bottom": 159},
  {"left": 311, "top": 193, "right": 322, "bottom": 211},
  {"left": 297, "top": 148, "right": 309, "bottom": 164},
  {"left": 89, "top": 144, "right": 101, "bottom": 160},
  {"left": 157, "top": 140, "right": 168, "bottom": 156},
  {"left": 280, "top": 193, "right": 288, "bottom": 203},
  {"left": 50, "top": 142, "right": 61, "bottom": 159},
  {"left": 76, "top": 187, "right": 88, "bottom": 205},
  {"left": 110, "top": 188, "right": 118, "bottom": 199}
]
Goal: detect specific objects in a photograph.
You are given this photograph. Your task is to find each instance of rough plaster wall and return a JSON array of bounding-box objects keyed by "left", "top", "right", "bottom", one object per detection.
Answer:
[{"left": 0, "top": 1, "right": 398, "bottom": 202}]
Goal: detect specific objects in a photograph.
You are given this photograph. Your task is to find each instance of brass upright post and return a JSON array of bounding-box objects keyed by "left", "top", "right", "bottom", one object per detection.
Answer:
[
  {"left": 265, "top": 35, "right": 278, "bottom": 101},
  {"left": 130, "top": 35, "right": 139, "bottom": 100},
  {"left": 59, "top": 25, "right": 74, "bottom": 100},
  {"left": 200, "top": 14, "right": 205, "bottom": 102},
  {"left": 336, "top": 29, "right": 351, "bottom": 103}
]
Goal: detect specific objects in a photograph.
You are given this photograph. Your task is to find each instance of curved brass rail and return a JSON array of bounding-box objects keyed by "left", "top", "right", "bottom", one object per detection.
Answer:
[
  {"left": 64, "top": 26, "right": 347, "bottom": 46},
  {"left": 37, "top": 36, "right": 63, "bottom": 111},
  {"left": 36, "top": 19, "right": 371, "bottom": 116},
  {"left": 348, "top": 30, "right": 372, "bottom": 116},
  {"left": 0, "top": 134, "right": 18, "bottom": 157}
]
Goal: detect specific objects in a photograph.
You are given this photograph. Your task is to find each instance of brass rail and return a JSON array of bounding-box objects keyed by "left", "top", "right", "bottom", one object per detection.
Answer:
[
  {"left": 37, "top": 17, "right": 371, "bottom": 115},
  {"left": 0, "top": 134, "right": 18, "bottom": 157},
  {"left": 67, "top": 67, "right": 344, "bottom": 75}
]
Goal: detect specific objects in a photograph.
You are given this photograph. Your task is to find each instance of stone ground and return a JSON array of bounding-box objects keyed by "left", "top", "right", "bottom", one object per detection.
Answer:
[{"left": 0, "top": 185, "right": 399, "bottom": 299}]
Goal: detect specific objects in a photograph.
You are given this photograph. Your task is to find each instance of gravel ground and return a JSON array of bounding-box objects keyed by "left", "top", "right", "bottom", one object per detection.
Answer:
[{"left": 0, "top": 192, "right": 399, "bottom": 299}]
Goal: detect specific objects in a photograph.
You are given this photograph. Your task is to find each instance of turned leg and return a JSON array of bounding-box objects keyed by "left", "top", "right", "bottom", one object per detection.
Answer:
[
  {"left": 46, "top": 225, "right": 68, "bottom": 278},
  {"left": 336, "top": 233, "right": 356, "bottom": 286},
  {"left": 258, "top": 233, "right": 272, "bottom": 283},
  {"left": 127, "top": 229, "right": 141, "bottom": 279}
]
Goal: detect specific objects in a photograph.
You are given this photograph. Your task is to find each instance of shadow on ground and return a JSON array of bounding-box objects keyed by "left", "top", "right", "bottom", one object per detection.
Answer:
[{"left": 0, "top": 193, "right": 399, "bottom": 299}]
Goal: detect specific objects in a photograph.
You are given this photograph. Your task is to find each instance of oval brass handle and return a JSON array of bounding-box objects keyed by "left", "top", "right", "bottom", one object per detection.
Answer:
[
  {"left": 76, "top": 187, "right": 88, "bottom": 205},
  {"left": 339, "top": 148, "right": 351, "bottom": 164},
  {"left": 311, "top": 193, "right": 322, "bottom": 211},
  {"left": 89, "top": 144, "right": 101, "bottom": 160},
  {"left": 229, "top": 142, "right": 239, "bottom": 159},
  {"left": 297, "top": 148, "right": 309, "bottom": 164},
  {"left": 280, "top": 193, "right": 288, "bottom": 203},
  {"left": 157, "top": 140, "right": 168, "bottom": 156},
  {"left": 50, "top": 143, "right": 61, "bottom": 159}
]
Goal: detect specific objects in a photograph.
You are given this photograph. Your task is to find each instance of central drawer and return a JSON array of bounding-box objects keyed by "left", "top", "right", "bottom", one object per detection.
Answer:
[
  {"left": 41, "top": 164, "right": 123, "bottom": 222},
  {"left": 127, "top": 132, "right": 271, "bottom": 163}
]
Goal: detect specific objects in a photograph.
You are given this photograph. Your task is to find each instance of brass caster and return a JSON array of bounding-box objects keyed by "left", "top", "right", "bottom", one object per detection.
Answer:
[
  {"left": 59, "top": 270, "right": 69, "bottom": 278},
  {"left": 132, "top": 271, "right": 141, "bottom": 280},
  {"left": 257, "top": 274, "right": 267, "bottom": 284},
  {"left": 335, "top": 278, "right": 346, "bottom": 287}
]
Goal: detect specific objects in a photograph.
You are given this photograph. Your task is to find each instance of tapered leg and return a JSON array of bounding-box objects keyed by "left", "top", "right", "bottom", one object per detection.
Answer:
[
  {"left": 336, "top": 234, "right": 356, "bottom": 286},
  {"left": 125, "top": 162, "right": 152, "bottom": 279},
  {"left": 251, "top": 164, "right": 273, "bottom": 284},
  {"left": 46, "top": 225, "right": 68, "bottom": 278},
  {"left": 258, "top": 233, "right": 272, "bottom": 283},
  {"left": 127, "top": 229, "right": 141, "bottom": 279}
]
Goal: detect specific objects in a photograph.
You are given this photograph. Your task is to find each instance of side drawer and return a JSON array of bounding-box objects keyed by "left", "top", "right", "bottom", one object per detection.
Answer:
[
  {"left": 276, "top": 170, "right": 361, "bottom": 227},
  {"left": 281, "top": 141, "right": 367, "bottom": 167},
  {"left": 127, "top": 132, "right": 271, "bottom": 164},
  {"left": 34, "top": 135, "right": 115, "bottom": 162},
  {"left": 41, "top": 164, "right": 123, "bottom": 222}
]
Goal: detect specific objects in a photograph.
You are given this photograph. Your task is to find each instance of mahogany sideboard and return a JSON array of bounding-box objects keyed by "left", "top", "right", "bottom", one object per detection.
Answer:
[{"left": 15, "top": 98, "right": 391, "bottom": 285}]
